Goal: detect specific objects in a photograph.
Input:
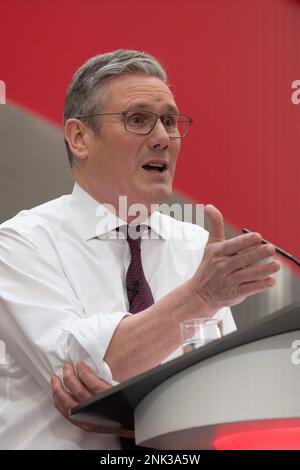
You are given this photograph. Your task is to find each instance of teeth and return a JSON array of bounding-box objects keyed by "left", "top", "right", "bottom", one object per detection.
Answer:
[{"left": 148, "top": 163, "right": 164, "bottom": 168}]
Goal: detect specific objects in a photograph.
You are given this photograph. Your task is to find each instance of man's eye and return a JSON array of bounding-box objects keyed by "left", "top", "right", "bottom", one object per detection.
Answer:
[
  {"left": 128, "top": 113, "right": 146, "bottom": 125},
  {"left": 163, "top": 116, "right": 177, "bottom": 128}
]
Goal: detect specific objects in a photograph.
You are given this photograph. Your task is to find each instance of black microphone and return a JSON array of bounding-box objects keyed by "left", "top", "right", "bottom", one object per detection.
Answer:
[
  {"left": 242, "top": 228, "right": 300, "bottom": 268},
  {"left": 126, "top": 280, "right": 140, "bottom": 297}
]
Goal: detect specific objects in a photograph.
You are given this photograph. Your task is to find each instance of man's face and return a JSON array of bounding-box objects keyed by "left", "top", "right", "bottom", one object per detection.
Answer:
[{"left": 84, "top": 74, "right": 181, "bottom": 209}]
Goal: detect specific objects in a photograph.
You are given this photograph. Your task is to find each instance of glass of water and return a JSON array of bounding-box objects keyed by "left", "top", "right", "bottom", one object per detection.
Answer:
[{"left": 180, "top": 317, "right": 222, "bottom": 354}]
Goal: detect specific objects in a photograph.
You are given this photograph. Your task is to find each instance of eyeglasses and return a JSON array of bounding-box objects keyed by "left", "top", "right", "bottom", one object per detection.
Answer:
[{"left": 74, "top": 110, "right": 193, "bottom": 138}]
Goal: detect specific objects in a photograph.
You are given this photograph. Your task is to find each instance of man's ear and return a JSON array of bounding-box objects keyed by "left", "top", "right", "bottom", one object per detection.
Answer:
[{"left": 64, "top": 119, "right": 91, "bottom": 161}]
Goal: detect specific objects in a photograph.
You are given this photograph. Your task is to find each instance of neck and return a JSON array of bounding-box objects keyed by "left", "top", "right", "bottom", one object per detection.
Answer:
[{"left": 74, "top": 175, "right": 159, "bottom": 223}]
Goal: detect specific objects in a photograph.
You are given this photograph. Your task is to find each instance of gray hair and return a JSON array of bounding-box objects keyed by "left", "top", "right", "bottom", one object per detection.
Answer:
[{"left": 64, "top": 49, "right": 168, "bottom": 167}]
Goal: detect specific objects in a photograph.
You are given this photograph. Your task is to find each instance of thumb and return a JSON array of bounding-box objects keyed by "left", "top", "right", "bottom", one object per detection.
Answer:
[{"left": 205, "top": 204, "right": 225, "bottom": 243}]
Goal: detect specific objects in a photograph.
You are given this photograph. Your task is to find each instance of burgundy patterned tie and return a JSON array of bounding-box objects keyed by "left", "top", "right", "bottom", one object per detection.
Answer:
[
  {"left": 120, "top": 226, "right": 155, "bottom": 448},
  {"left": 126, "top": 227, "right": 154, "bottom": 313}
]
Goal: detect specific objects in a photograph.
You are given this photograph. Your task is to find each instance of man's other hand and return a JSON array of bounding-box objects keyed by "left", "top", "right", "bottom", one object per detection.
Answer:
[
  {"left": 51, "top": 363, "right": 134, "bottom": 438},
  {"left": 191, "top": 204, "right": 281, "bottom": 311}
]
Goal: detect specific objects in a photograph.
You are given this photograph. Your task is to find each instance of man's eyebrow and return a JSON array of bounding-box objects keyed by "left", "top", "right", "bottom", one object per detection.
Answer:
[{"left": 125, "top": 102, "right": 179, "bottom": 114}]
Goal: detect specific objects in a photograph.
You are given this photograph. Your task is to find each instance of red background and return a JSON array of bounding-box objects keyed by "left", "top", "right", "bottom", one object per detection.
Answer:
[{"left": 1, "top": 0, "right": 300, "bottom": 267}]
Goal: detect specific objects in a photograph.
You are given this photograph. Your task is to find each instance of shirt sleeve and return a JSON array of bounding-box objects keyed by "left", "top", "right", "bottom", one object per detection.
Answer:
[{"left": 0, "top": 224, "right": 126, "bottom": 394}]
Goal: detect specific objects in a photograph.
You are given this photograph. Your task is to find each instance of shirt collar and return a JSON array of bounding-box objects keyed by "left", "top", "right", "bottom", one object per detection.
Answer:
[{"left": 69, "top": 183, "right": 168, "bottom": 241}]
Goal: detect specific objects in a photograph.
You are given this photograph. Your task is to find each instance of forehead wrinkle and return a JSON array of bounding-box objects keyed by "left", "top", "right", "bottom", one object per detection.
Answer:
[{"left": 104, "top": 76, "right": 178, "bottom": 113}]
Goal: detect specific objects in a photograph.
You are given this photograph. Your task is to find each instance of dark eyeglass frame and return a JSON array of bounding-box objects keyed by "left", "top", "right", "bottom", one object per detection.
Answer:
[{"left": 74, "top": 110, "right": 193, "bottom": 138}]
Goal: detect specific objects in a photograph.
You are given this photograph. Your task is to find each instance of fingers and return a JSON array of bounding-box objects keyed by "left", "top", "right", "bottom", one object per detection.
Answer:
[
  {"left": 62, "top": 363, "right": 92, "bottom": 401},
  {"left": 51, "top": 375, "right": 79, "bottom": 418},
  {"left": 205, "top": 204, "right": 265, "bottom": 259},
  {"left": 239, "top": 276, "right": 276, "bottom": 297},
  {"left": 51, "top": 373, "right": 128, "bottom": 436},
  {"left": 51, "top": 364, "right": 113, "bottom": 431},
  {"left": 52, "top": 363, "right": 111, "bottom": 408},
  {"left": 218, "top": 232, "right": 263, "bottom": 257},
  {"left": 76, "top": 362, "right": 111, "bottom": 395},
  {"left": 232, "top": 259, "right": 281, "bottom": 284},
  {"left": 226, "top": 243, "right": 276, "bottom": 273},
  {"left": 205, "top": 205, "right": 225, "bottom": 243}
]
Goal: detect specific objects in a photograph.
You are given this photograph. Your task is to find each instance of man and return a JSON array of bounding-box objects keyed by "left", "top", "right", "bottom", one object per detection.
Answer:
[{"left": 0, "top": 50, "right": 280, "bottom": 449}]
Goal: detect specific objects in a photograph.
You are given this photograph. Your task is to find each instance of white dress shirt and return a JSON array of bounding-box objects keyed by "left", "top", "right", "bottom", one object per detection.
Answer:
[{"left": 0, "top": 183, "right": 236, "bottom": 449}]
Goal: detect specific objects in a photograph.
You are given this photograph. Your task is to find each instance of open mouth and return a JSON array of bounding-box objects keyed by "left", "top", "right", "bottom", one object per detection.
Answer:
[{"left": 142, "top": 162, "right": 167, "bottom": 173}]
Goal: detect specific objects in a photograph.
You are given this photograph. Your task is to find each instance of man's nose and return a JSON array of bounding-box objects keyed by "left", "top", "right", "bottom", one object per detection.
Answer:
[{"left": 147, "top": 119, "right": 170, "bottom": 150}]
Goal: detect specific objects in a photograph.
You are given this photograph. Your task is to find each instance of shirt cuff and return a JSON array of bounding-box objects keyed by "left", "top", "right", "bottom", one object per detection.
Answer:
[{"left": 62, "top": 311, "right": 129, "bottom": 385}]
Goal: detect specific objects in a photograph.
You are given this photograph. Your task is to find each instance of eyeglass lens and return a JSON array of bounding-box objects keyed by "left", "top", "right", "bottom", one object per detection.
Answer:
[{"left": 124, "top": 111, "right": 190, "bottom": 137}]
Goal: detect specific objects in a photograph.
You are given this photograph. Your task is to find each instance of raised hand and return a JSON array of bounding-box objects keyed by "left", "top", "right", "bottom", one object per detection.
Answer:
[{"left": 191, "top": 204, "right": 280, "bottom": 310}]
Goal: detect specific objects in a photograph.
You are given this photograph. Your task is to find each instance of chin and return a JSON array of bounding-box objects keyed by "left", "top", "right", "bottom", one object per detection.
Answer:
[{"left": 144, "top": 186, "right": 172, "bottom": 205}]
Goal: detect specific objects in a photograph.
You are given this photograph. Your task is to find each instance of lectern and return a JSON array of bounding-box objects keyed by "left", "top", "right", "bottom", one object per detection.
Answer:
[{"left": 71, "top": 303, "right": 300, "bottom": 449}]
